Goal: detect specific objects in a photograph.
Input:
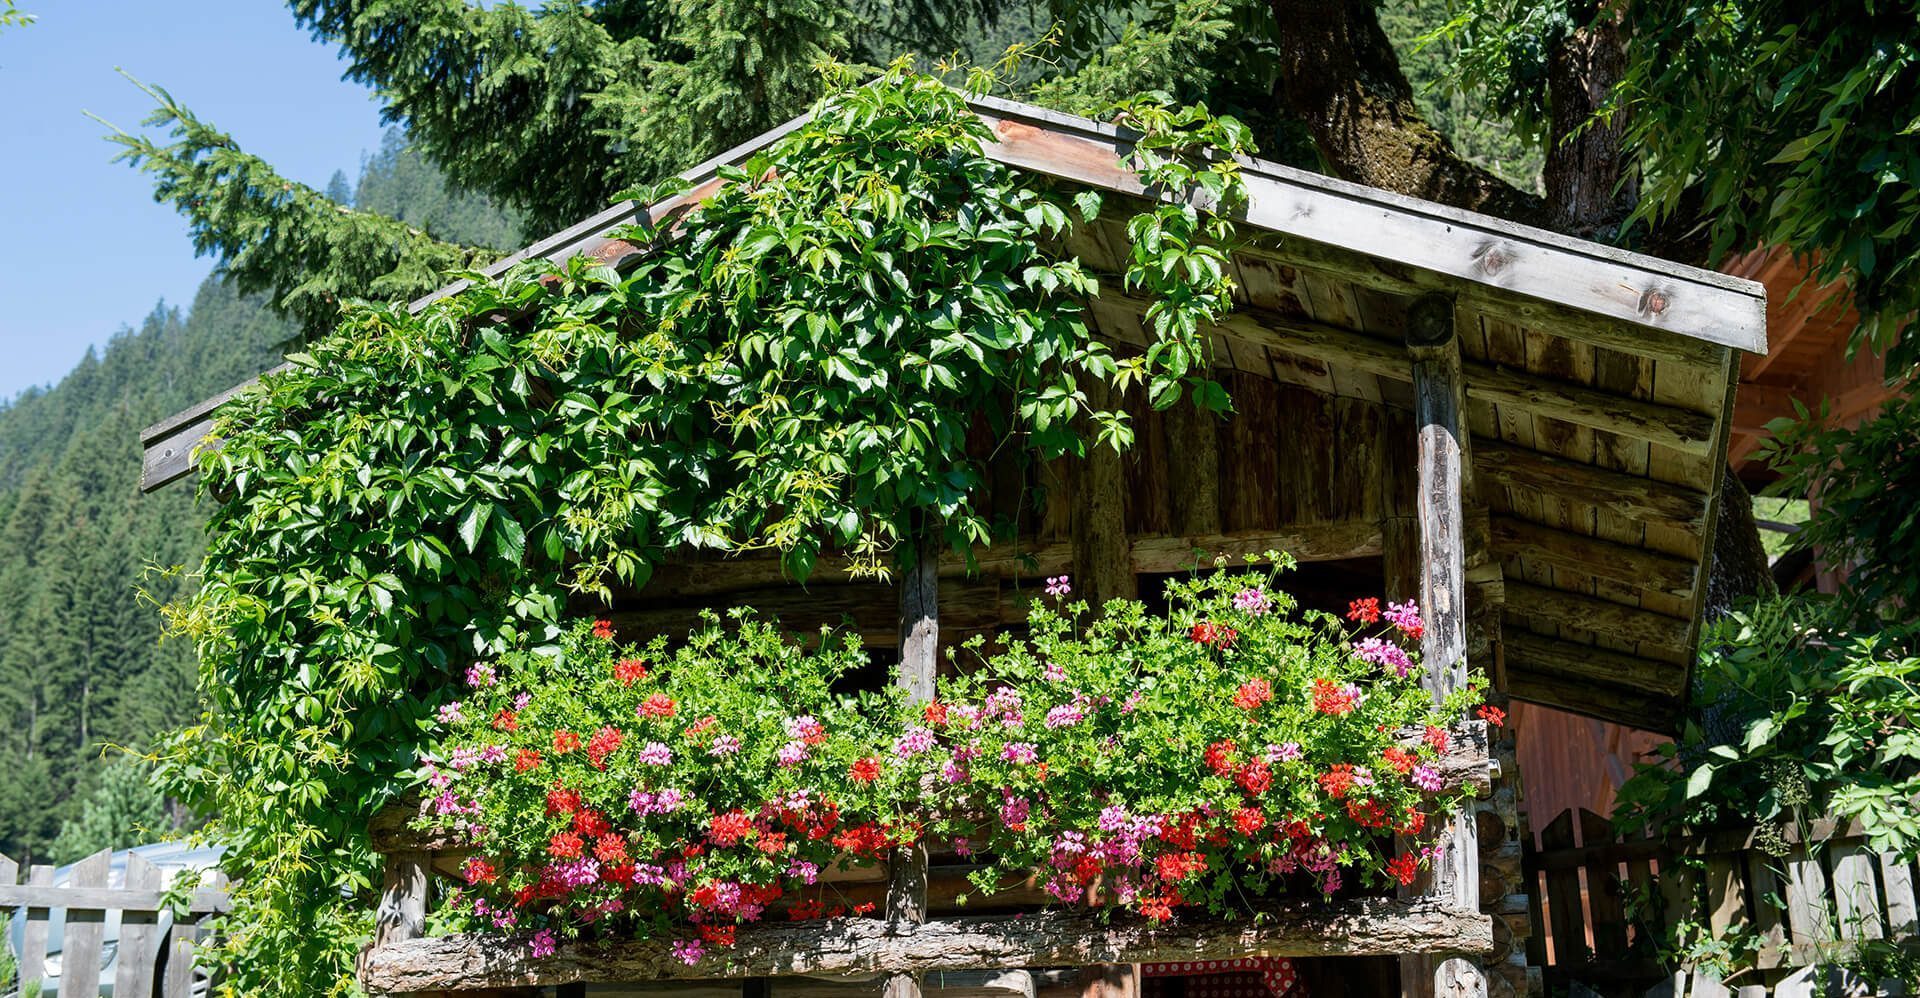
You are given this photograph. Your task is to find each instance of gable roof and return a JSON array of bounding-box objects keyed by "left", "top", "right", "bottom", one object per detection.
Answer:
[{"left": 138, "top": 93, "right": 1768, "bottom": 730}]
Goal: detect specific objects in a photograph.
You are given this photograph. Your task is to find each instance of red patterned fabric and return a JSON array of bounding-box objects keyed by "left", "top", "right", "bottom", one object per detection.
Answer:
[{"left": 1140, "top": 957, "right": 1300, "bottom": 998}]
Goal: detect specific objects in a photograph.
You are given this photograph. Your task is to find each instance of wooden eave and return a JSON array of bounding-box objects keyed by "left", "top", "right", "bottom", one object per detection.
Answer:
[{"left": 136, "top": 95, "right": 1766, "bottom": 730}]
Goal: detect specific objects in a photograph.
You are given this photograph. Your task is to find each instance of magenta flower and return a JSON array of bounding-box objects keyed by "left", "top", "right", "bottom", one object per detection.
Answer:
[
  {"left": 671, "top": 939, "right": 705, "bottom": 966},
  {"left": 709, "top": 734, "right": 741, "bottom": 758},
  {"left": 636, "top": 741, "right": 673, "bottom": 766},
  {"left": 1045, "top": 575, "right": 1072, "bottom": 598},
  {"left": 1354, "top": 637, "right": 1415, "bottom": 677},
  {"left": 776, "top": 741, "right": 809, "bottom": 767},
  {"left": 1268, "top": 742, "right": 1303, "bottom": 763},
  {"left": 437, "top": 701, "right": 465, "bottom": 726},
  {"left": 1001, "top": 742, "right": 1039, "bottom": 764},
  {"left": 1044, "top": 703, "right": 1085, "bottom": 729},
  {"left": 1232, "top": 587, "right": 1272, "bottom": 615},
  {"left": 530, "top": 929, "right": 556, "bottom": 959},
  {"left": 465, "top": 662, "right": 496, "bottom": 688},
  {"left": 1411, "top": 763, "right": 1444, "bottom": 792},
  {"left": 893, "top": 726, "right": 936, "bottom": 758}
]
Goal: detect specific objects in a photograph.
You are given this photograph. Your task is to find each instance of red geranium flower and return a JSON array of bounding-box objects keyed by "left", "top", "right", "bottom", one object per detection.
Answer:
[
  {"left": 1139, "top": 893, "right": 1177, "bottom": 922},
  {"left": 1424, "top": 725, "right": 1450, "bottom": 753},
  {"left": 1232, "top": 678, "right": 1272, "bottom": 711},
  {"left": 548, "top": 831, "right": 584, "bottom": 859},
  {"left": 697, "top": 923, "right": 736, "bottom": 947},
  {"left": 1235, "top": 759, "right": 1272, "bottom": 795},
  {"left": 1476, "top": 704, "right": 1506, "bottom": 727},
  {"left": 1347, "top": 798, "right": 1388, "bottom": 828},
  {"left": 1203, "top": 740, "right": 1238, "bottom": 777},
  {"left": 1387, "top": 853, "right": 1420, "bottom": 886},
  {"left": 573, "top": 809, "right": 610, "bottom": 838},
  {"left": 492, "top": 709, "right": 519, "bottom": 732},
  {"left": 1395, "top": 808, "right": 1428, "bottom": 836},
  {"left": 848, "top": 757, "right": 881, "bottom": 783},
  {"left": 1318, "top": 764, "right": 1357, "bottom": 800},
  {"left": 592, "top": 619, "right": 616, "bottom": 640},
  {"left": 685, "top": 715, "right": 718, "bottom": 739},
  {"left": 1189, "top": 621, "right": 1237, "bottom": 649},
  {"left": 586, "top": 725, "right": 624, "bottom": 769},
  {"left": 1311, "top": 679, "right": 1359, "bottom": 716},
  {"left": 594, "top": 833, "right": 629, "bottom": 863},
  {"left": 640, "top": 693, "right": 677, "bottom": 718},
  {"left": 1346, "top": 597, "right": 1381, "bottom": 624},
  {"left": 923, "top": 700, "right": 949, "bottom": 726},
  {"left": 1382, "top": 746, "right": 1417, "bottom": 773},
  {"left": 514, "top": 748, "right": 541, "bottom": 772},
  {"left": 553, "top": 730, "right": 581, "bottom": 754},
  {"left": 709, "top": 810, "right": 754, "bottom": 847},
  {"left": 1232, "top": 807, "right": 1266, "bottom": 835},
  {"left": 462, "top": 857, "right": 498, "bottom": 885},
  {"left": 545, "top": 785, "right": 581, "bottom": 815},
  {"left": 614, "top": 657, "right": 649, "bottom": 685}
]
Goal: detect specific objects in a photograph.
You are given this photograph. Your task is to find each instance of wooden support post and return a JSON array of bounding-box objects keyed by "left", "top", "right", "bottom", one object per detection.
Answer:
[
  {"left": 1405, "top": 294, "right": 1485, "bottom": 998},
  {"left": 375, "top": 851, "right": 430, "bottom": 950},
  {"left": 887, "top": 532, "right": 939, "bottom": 998}
]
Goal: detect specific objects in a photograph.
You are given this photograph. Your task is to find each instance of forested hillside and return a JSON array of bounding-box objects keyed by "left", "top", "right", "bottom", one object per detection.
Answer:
[{"left": 0, "top": 131, "right": 516, "bottom": 864}]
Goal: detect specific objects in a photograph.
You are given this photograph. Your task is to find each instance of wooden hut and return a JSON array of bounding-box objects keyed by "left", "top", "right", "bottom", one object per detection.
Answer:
[{"left": 137, "top": 94, "right": 1767, "bottom": 998}]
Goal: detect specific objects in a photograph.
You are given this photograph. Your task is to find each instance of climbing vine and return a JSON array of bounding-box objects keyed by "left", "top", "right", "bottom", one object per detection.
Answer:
[{"left": 158, "top": 61, "right": 1254, "bottom": 994}]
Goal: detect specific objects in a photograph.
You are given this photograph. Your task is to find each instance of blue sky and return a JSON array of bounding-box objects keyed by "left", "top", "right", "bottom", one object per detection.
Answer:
[{"left": 0, "top": 0, "right": 394, "bottom": 401}]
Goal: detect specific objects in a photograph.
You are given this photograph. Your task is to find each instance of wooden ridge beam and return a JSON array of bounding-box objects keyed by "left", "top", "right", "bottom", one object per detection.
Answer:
[
  {"left": 1488, "top": 516, "right": 1696, "bottom": 597},
  {"left": 358, "top": 897, "right": 1493, "bottom": 994},
  {"left": 1502, "top": 581, "right": 1691, "bottom": 655},
  {"left": 1100, "top": 290, "right": 1717, "bottom": 455},
  {"left": 1472, "top": 438, "right": 1707, "bottom": 531}
]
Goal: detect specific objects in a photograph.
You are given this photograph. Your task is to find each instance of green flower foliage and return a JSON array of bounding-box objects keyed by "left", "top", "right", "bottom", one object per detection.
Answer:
[
  {"left": 158, "top": 66, "right": 1250, "bottom": 993},
  {"left": 426, "top": 566, "right": 1480, "bottom": 960}
]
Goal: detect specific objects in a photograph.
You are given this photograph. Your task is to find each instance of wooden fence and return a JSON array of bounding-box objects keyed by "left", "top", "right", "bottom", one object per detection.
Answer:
[
  {"left": 1524, "top": 808, "right": 1919, "bottom": 996},
  {"left": 0, "top": 849, "right": 227, "bottom": 998}
]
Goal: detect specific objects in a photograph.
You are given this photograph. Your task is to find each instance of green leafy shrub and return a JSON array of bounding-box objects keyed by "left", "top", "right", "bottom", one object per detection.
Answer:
[
  {"left": 427, "top": 564, "right": 1486, "bottom": 962},
  {"left": 156, "top": 63, "right": 1256, "bottom": 992}
]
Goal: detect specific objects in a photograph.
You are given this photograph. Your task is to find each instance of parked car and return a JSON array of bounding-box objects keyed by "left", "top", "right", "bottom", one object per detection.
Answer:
[{"left": 5, "top": 841, "right": 224, "bottom": 997}]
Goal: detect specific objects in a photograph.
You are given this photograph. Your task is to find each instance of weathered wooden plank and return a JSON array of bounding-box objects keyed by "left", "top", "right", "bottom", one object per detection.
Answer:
[
  {"left": 1690, "top": 969, "right": 1730, "bottom": 998},
  {"left": 1703, "top": 854, "right": 1747, "bottom": 939},
  {"left": 0, "top": 882, "right": 232, "bottom": 913},
  {"left": 116, "top": 852, "right": 165, "bottom": 998},
  {"left": 971, "top": 97, "right": 1766, "bottom": 353},
  {"left": 1473, "top": 438, "right": 1706, "bottom": 531},
  {"left": 1503, "top": 581, "right": 1691, "bottom": 655},
  {"left": 1880, "top": 852, "right": 1918, "bottom": 936},
  {"left": 1221, "top": 373, "right": 1283, "bottom": 531},
  {"left": 888, "top": 535, "right": 942, "bottom": 998},
  {"left": 1490, "top": 516, "right": 1695, "bottom": 597},
  {"left": 1745, "top": 851, "right": 1788, "bottom": 968},
  {"left": 162, "top": 919, "right": 200, "bottom": 998},
  {"left": 1831, "top": 842, "right": 1885, "bottom": 941},
  {"left": 360, "top": 897, "right": 1493, "bottom": 993},
  {"left": 1578, "top": 810, "right": 1629, "bottom": 963},
  {"left": 58, "top": 849, "right": 112, "bottom": 998},
  {"left": 1273, "top": 385, "right": 1336, "bottom": 526},
  {"left": 376, "top": 851, "right": 430, "bottom": 953},
  {"left": 1783, "top": 843, "right": 1834, "bottom": 952},
  {"left": 1104, "top": 290, "right": 1719, "bottom": 454},
  {"left": 20, "top": 864, "right": 53, "bottom": 995},
  {"left": 1538, "top": 811, "right": 1588, "bottom": 967},
  {"left": 1503, "top": 630, "right": 1688, "bottom": 697},
  {"left": 1405, "top": 294, "right": 1484, "bottom": 998},
  {"left": 1127, "top": 524, "right": 1383, "bottom": 571},
  {"left": 1162, "top": 403, "right": 1223, "bottom": 537}
]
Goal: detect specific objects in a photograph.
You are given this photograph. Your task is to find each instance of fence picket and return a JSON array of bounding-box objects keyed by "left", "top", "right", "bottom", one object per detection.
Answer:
[
  {"left": 1879, "top": 852, "right": 1917, "bottom": 937},
  {"left": 1743, "top": 851, "right": 1787, "bottom": 969},
  {"left": 1578, "top": 809, "right": 1629, "bottom": 961},
  {"left": 1691, "top": 969, "right": 1730, "bottom": 998},
  {"left": 1704, "top": 854, "right": 1746, "bottom": 938},
  {"left": 58, "top": 848, "right": 112, "bottom": 998},
  {"left": 163, "top": 919, "right": 200, "bottom": 998},
  {"left": 115, "top": 853, "right": 164, "bottom": 997},
  {"left": 1782, "top": 843, "right": 1832, "bottom": 958},
  {"left": 1830, "top": 842, "right": 1884, "bottom": 942},
  {"left": 1540, "top": 811, "right": 1588, "bottom": 966},
  {"left": 21, "top": 864, "right": 54, "bottom": 992}
]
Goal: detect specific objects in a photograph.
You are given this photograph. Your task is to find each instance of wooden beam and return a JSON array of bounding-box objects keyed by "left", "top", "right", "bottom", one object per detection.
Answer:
[
  {"left": 971, "top": 96, "right": 1766, "bottom": 354},
  {"left": 1078, "top": 379, "right": 1137, "bottom": 605},
  {"left": 0, "top": 883, "right": 231, "bottom": 914},
  {"left": 1503, "top": 670, "right": 1680, "bottom": 735},
  {"left": 1101, "top": 289, "right": 1718, "bottom": 455},
  {"left": 1489, "top": 516, "right": 1696, "bottom": 597},
  {"left": 1505, "top": 579, "right": 1689, "bottom": 652},
  {"left": 1502, "top": 630, "right": 1688, "bottom": 698},
  {"left": 358, "top": 897, "right": 1493, "bottom": 994},
  {"left": 1404, "top": 293, "right": 1485, "bottom": 998},
  {"left": 374, "top": 852, "right": 429, "bottom": 949},
  {"left": 1503, "top": 582, "right": 1691, "bottom": 655},
  {"left": 887, "top": 534, "right": 940, "bottom": 998},
  {"left": 1128, "top": 524, "right": 1381, "bottom": 572},
  {"left": 1473, "top": 438, "right": 1707, "bottom": 531}
]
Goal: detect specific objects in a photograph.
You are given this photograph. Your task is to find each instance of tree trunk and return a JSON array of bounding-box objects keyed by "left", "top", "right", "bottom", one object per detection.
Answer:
[
  {"left": 1267, "top": 0, "right": 1547, "bottom": 225},
  {"left": 1543, "top": 12, "right": 1635, "bottom": 239},
  {"left": 1705, "top": 469, "right": 1777, "bottom": 617}
]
